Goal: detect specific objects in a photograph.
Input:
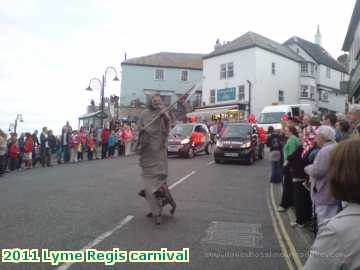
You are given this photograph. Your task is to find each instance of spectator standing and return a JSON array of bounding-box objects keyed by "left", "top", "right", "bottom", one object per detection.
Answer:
[
  {"left": 8, "top": 133, "right": 19, "bottom": 171},
  {"left": 101, "top": 127, "right": 110, "bottom": 159},
  {"left": 122, "top": 124, "right": 133, "bottom": 156},
  {"left": 108, "top": 130, "right": 116, "bottom": 158},
  {"left": 40, "top": 127, "right": 51, "bottom": 167},
  {"left": 267, "top": 126, "right": 283, "bottom": 183},
  {"left": 305, "top": 126, "right": 339, "bottom": 227},
  {"left": 61, "top": 127, "right": 71, "bottom": 163},
  {"left": 304, "top": 139, "right": 360, "bottom": 270},
  {"left": 87, "top": 129, "right": 95, "bottom": 161},
  {"left": 70, "top": 130, "right": 80, "bottom": 163},
  {"left": 49, "top": 130, "right": 57, "bottom": 165},
  {"left": 324, "top": 113, "right": 341, "bottom": 142},
  {"left": 278, "top": 125, "right": 300, "bottom": 212},
  {"left": 117, "top": 126, "right": 124, "bottom": 156},
  {"left": 17, "top": 133, "right": 25, "bottom": 170},
  {"left": 24, "top": 133, "right": 33, "bottom": 169},
  {"left": 79, "top": 127, "right": 87, "bottom": 161},
  {"left": 32, "top": 130, "right": 40, "bottom": 167},
  {"left": 0, "top": 129, "right": 7, "bottom": 176},
  {"left": 336, "top": 120, "right": 351, "bottom": 141},
  {"left": 347, "top": 104, "right": 360, "bottom": 139}
]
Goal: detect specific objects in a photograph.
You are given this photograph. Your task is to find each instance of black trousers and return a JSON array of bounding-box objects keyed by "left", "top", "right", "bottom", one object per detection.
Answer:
[
  {"left": 101, "top": 144, "right": 108, "bottom": 159},
  {"left": 293, "top": 181, "right": 312, "bottom": 224},
  {"left": 280, "top": 166, "right": 294, "bottom": 209},
  {"left": 0, "top": 155, "right": 5, "bottom": 176},
  {"left": 40, "top": 148, "right": 51, "bottom": 167},
  {"left": 9, "top": 158, "right": 17, "bottom": 171}
]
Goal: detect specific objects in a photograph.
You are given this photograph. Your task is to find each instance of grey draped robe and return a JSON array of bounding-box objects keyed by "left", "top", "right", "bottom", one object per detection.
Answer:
[{"left": 138, "top": 107, "right": 170, "bottom": 193}]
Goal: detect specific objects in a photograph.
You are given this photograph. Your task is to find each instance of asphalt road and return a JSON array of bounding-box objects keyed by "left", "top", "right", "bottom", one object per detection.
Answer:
[{"left": 0, "top": 153, "right": 312, "bottom": 270}]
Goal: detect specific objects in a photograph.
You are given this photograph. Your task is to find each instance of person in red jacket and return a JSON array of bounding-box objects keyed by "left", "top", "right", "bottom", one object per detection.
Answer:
[
  {"left": 8, "top": 134, "right": 19, "bottom": 171},
  {"left": 24, "top": 133, "right": 33, "bottom": 169},
  {"left": 101, "top": 127, "right": 110, "bottom": 159}
]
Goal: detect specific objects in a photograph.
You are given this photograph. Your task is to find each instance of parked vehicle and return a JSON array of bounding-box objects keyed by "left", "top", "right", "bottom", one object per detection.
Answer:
[
  {"left": 167, "top": 123, "right": 211, "bottom": 158},
  {"left": 214, "top": 123, "right": 264, "bottom": 165},
  {"left": 257, "top": 104, "right": 312, "bottom": 131}
]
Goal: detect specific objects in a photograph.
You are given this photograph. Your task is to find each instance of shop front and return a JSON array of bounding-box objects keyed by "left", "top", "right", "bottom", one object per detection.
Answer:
[{"left": 186, "top": 104, "right": 248, "bottom": 122}]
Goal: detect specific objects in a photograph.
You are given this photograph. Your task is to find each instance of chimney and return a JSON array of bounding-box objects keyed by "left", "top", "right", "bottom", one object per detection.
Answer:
[
  {"left": 214, "top": 38, "right": 221, "bottom": 50},
  {"left": 315, "top": 25, "right": 322, "bottom": 46},
  {"left": 124, "top": 52, "right": 127, "bottom": 61}
]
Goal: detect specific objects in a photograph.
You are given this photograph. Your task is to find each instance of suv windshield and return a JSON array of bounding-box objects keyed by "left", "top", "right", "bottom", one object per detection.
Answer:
[
  {"left": 258, "top": 112, "right": 285, "bottom": 124},
  {"left": 221, "top": 125, "right": 251, "bottom": 139},
  {"left": 170, "top": 125, "right": 194, "bottom": 137}
]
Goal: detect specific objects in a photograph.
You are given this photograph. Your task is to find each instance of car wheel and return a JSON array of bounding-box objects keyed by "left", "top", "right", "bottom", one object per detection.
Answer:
[
  {"left": 215, "top": 158, "right": 221, "bottom": 164},
  {"left": 187, "top": 148, "right": 194, "bottom": 158},
  {"left": 247, "top": 151, "right": 255, "bottom": 165}
]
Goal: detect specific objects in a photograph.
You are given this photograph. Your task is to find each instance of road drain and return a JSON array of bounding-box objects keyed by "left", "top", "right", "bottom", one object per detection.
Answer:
[{"left": 201, "top": 221, "right": 263, "bottom": 248}]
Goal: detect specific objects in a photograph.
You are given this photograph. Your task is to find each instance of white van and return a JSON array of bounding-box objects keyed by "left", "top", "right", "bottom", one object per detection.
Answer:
[{"left": 257, "top": 104, "right": 312, "bottom": 131}]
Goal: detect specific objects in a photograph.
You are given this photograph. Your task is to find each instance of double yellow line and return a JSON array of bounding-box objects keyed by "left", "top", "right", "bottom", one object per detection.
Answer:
[{"left": 266, "top": 184, "right": 304, "bottom": 270}]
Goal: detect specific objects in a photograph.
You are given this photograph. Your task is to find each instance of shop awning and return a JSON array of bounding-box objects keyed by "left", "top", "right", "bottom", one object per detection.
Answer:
[
  {"left": 78, "top": 111, "right": 108, "bottom": 120},
  {"left": 186, "top": 105, "right": 239, "bottom": 118}
]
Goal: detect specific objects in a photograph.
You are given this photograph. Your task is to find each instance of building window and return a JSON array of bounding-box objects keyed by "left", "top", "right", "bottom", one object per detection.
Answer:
[
  {"left": 181, "top": 70, "right": 188, "bottom": 81},
  {"left": 326, "top": 67, "right": 331, "bottom": 78},
  {"left": 238, "top": 85, "right": 245, "bottom": 101},
  {"left": 155, "top": 69, "right": 164, "bottom": 80},
  {"left": 341, "top": 72, "right": 345, "bottom": 81},
  {"left": 220, "top": 64, "right": 227, "bottom": 79},
  {"left": 220, "top": 62, "right": 234, "bottom": 79},
  {"left": 319, "top": 90, "right": 329, "bottom": 102},
  {"left": 310, "top": 86, "right": 315, "bottom": 100},
  {"left": 300, "top": 85, "right": 309, "bottom": 98},
  {"left": 310, "top": 63, "right": 315, "bottom": 75},
  {"left": 227, "top": 62, "right": 234, "bottom": 78},
  {"left": 278, "top": 90, "right": 284, "bottom": 102},
  {"left": 301, "top": 63, "right": 308, "bottom": 73},
  {"left": 272, "top": 62, "right": 276, "bottom": 75},
  {"left": 210, "top": 89, "right": 216, "bottom": 104}
]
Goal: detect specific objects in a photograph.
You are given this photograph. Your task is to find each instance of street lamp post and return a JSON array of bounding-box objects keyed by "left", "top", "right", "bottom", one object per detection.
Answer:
[
  {"left": 246, "top": 80, "right": 252, "bottom": 115},
  {"left": 9, "top": 114, "right": 24, "bottom": 133},
  {"left": 85, "top": 66, "right": 120, "bottom": 128}
]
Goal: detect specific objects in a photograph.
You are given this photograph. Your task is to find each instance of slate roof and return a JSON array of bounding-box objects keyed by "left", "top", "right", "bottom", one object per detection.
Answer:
[
  {"left": 121, "top": 52, "right": 205, "bottom": 70},
  {"left": 284, "top": 36, "right": 348, "bottom": 73},
  {"left": 343, "top": 0, "right": 360, "bottom": 51},
  {"left": 203, "top": 31, "right": 304, "bottom": 62}
]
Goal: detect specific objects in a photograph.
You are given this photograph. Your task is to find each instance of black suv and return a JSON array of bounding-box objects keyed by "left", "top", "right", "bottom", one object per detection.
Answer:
[{"left": 214, "top": 123, "right": 264, "bottom": 165}]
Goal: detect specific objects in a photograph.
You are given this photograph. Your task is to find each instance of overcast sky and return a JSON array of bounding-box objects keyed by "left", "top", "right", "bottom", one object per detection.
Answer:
[{"left": 0, "top": 0, "right": 356, "bottom": 134}]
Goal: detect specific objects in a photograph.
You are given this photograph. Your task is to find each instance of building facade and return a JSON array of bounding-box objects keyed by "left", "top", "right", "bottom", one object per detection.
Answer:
[
  {"left": 342, "top": 0, "right": 360, "bottom": 103},
  {"left": 120, "top": 52, "right": 204, "bottom": 120},
  {"left": 201, "top": 31, "right": 348, "bottom": 118},
  {"left": 285, "top": 35, "right": 349, "bottom": 114}
]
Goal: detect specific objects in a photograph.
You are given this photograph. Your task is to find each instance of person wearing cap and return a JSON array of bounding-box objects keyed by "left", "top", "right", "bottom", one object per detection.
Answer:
[
  {"left": 305, "top": 126, "right": 339, "bottom": 227},
  {"left": 347, "top": 104, "right": 360, "bottom": 139}
]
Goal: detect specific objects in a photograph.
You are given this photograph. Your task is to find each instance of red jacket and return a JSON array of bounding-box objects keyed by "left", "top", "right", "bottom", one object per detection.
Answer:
[
  {"left": 24, "top": 137, "right": 33, "bottom": 153},
  {"left": 9, "top": 143, "right": 19, "bottom": 159},
  {"left": 101, "top": 129, "right": 110, "bottom": 144}
]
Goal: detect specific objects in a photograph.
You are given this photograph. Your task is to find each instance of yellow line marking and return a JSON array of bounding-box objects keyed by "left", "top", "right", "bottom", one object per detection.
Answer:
[
  {"left": 266, "top": 191, "right": 295, "bottom": 270},
  {"left": 270, "top": 184, "right": 304, "bottom": 270}
]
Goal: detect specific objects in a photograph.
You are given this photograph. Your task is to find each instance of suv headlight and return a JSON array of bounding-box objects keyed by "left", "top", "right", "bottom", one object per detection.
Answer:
[
  {"left": 216, "top": 140, "right": 224, "bottom": 148},
  {"left": 180, "top": 138, "right": 190, "bottom": 145},
  {"left": 240, "top": 141, "right": 251, "bottom": 148}
]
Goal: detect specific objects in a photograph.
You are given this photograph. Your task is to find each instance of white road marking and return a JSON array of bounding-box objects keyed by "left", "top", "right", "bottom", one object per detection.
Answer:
[
  {"left": 169, "top": 170, "right": 197, "bottom": 190},
  {"left": 207, "top": 161, "right": 215, "bottom": 165},
  {"left": 55, "top": 170, "right": 198, "bottom": 270},
  {"left": 55, "top": 215, "right": 134, "bottom": 270},
  {"left": 270, "top": 184, "right": 303, "bottom": 269}
]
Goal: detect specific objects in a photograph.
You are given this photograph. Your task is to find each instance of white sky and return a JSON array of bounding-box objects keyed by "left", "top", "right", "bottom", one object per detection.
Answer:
[{"left": 0, "top": 0, "right": 356, "bottom": 134}]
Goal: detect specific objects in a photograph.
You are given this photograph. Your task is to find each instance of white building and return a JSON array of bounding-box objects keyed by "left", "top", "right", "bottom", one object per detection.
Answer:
[
  {"left": 284, "top": 29, "right": 349, "bottom": 115},
  {"left": 201, "top": 31, "right": 348, "bottom": 118}
]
